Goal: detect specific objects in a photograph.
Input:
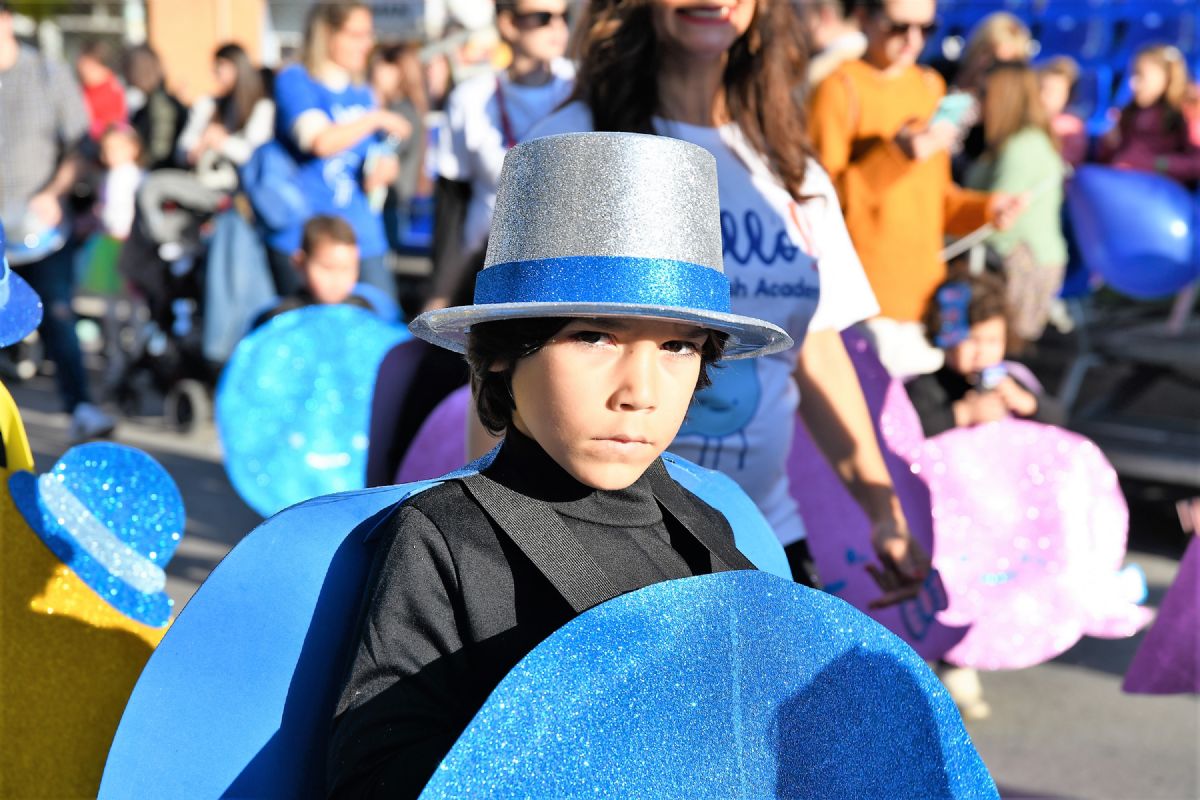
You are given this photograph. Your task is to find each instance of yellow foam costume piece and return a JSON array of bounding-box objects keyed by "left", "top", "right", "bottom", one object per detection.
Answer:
[
  {"left": 0, "top": 472, "right": 169, "bottom": 798},
  {"left": 0, "top": 380, "right": 33, "bottom": 471}
]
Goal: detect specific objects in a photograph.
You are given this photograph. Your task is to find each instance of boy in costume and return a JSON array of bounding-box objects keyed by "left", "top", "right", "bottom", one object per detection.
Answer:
[{"left": 326, "top": 132, "right": 794, "bottom": 796}]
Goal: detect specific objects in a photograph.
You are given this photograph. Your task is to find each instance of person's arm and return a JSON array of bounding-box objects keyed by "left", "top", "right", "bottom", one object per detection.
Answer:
[
  {"left": 328, "top": 504, "right": 470, "bottom": 799},
  {"left": 176, "top": 97, "right": 217, "bottom": 166},
  {"left": 274, "top": 66, "right": 408, "bottom": 161},
  {"left": 304, "top": 108, "right": 409, "bottom": 159},
  {"left": 903, "top": 373, "right": 958, "bottom": 437},
  {"left": 219, "top": 98, "right": 276, "bottom": 165},
  {"left": 942, "top": 178, "right": 994, "bottom": 237},
  {"left": 795, "top": 328, "right": 931, "bottom": 606},
  {"left": 808, "top": 72, "right": 914, "bottom": 202},
  {"left": 30, "top": 62, "right": 89, "bottom": 227}
]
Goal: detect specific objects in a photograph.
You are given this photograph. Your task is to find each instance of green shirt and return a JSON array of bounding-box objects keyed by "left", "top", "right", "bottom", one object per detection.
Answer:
[{"left": 966, "top": 127, "right": 1068, "bottom": 268}]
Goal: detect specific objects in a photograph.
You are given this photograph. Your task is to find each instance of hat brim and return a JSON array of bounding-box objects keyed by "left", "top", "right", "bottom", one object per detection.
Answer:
[
  {"left": 410, "top": 302, "right": 794, "bottom": 360},
  {"left": 0, "top": 268, "right": 43, "bottom": 347},
  {"left": 8, "top": 471, "right": 173, "bottom": 628}
]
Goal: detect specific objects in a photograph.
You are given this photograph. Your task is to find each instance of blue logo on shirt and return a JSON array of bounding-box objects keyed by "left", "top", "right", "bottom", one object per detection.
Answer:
[{"left": 676, "top": 359, "right": 761, "bottom": 470}]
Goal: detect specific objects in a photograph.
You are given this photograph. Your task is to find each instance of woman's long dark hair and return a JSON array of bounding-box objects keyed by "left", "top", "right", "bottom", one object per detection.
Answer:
[
  {"left": 214, "top": 42, "right": 266, "bottom": 133},
  {"left": 569, "top": 0, "right": 811, "bottom": 200}
]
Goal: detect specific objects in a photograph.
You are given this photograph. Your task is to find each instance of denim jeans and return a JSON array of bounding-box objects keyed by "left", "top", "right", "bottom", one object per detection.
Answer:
[{"left": 15, "top": 244, "right": 92, "bottom": 412}]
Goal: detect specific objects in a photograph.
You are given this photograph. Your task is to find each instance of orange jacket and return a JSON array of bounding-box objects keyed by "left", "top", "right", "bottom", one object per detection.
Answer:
[{"left": 810, "top": 60, "right": 992, "bottom": 322}]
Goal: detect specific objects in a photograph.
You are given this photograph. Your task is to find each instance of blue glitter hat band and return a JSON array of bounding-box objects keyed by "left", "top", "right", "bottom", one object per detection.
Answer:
[
  {"left": 38, "top": 474, "right": 168, "bottom": 595},
  {"left": 474, "top": 256, "right": 732, "bottom": 314}
]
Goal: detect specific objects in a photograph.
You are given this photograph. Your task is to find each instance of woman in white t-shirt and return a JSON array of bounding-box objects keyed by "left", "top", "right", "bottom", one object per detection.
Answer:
[
  {"left": 527, "top": 0, "right": 931, "bottom": 602},
  {"left": 426, "top": 0, "right": 575, "bottom": 311}
]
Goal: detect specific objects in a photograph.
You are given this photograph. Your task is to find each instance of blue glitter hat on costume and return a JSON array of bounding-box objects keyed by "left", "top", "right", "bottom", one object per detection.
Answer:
[
  {"left": 423, "top": 571, "right": 999, "bottom": 799},
  {"left": 409, "top": 133, "right": 794, "bottom": 360},
  {"left": 9, "top": 443, "right": 185, "bottom": 628},
  {"left": 0, "top": 219, "right": 44, "bottom": 347}
]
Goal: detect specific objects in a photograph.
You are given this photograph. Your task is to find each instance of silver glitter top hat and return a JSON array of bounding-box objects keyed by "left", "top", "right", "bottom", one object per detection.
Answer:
[{"left": 409, "top": 132, "right": 792, "bottom": 359}]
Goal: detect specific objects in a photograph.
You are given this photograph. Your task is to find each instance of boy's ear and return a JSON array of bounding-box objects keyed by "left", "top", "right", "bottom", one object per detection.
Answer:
[
  {"left": 487, "top": 359, "right": 512, "bottom": 374},
  {"left": 291, "top": 250, "right": 304, "bottom": 271}
]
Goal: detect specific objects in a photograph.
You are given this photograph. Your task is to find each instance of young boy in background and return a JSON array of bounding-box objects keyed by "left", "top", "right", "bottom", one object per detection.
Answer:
[{"left": 253, "top": 215, "right": 374, "bottom": 328}]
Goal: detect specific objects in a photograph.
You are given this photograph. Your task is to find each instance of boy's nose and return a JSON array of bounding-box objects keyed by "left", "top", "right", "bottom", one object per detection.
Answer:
[{"left": 613, "top": 345, "right": 659, "bottom": 412}]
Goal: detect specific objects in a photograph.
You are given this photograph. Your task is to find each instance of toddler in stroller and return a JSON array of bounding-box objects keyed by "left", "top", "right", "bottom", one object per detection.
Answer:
[{"left": 111, "top": 170, "right": 228, "bottom": 431}]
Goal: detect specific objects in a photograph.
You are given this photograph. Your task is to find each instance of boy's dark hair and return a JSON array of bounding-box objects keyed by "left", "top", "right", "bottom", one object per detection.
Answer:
[
  {"left": 923, "top": 268, "right": 1021, "bottom": 350},
  {"left": 301, "top": 215, "right": 357, "bottom": 255},
  {"left": 466, "top": 317, "right": 729, "bottom": 435}
]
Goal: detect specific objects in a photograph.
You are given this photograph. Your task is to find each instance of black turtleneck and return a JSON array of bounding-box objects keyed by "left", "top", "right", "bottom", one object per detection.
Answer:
[
  {"left": 485, "top": 427, "right": 704, "bottom": 589},
  {"left": 327, "top": 430, "right": 753, "bottom": 800}
]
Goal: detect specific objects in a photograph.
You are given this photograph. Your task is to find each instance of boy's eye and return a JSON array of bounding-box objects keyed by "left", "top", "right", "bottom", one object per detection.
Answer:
[
  {"left": 663, "top": 340, "right": 703, "bottom": 355},
  {"left": 571, "top": 330, "right": 612, "bottom": 345}
]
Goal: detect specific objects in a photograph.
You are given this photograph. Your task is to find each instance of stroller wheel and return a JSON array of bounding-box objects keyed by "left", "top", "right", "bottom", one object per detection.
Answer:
[{"left": 164, "top": 379, "right": 211, "bottom": 434}]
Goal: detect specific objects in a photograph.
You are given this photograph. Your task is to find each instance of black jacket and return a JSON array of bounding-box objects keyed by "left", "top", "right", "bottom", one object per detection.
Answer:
[{"left": 327, "top": 432, "right": 755, "bottom": 798}]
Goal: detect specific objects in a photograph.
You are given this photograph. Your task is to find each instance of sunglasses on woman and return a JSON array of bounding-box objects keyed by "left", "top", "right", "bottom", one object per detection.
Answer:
[
  {"left": 879, "top": 15, "right": 938, "bottom": 38},
  {"left": 512, "top": 10, "right": 567, "bottom": 29}
]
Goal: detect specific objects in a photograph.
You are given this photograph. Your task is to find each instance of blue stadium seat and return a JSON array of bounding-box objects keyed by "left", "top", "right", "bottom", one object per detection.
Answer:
[
  {"left": 1036, "top": 9, "right": 1115, "bottom": 62},
  {"left": 1113, "top": 4, "right": 1196, "bottom": 61}
]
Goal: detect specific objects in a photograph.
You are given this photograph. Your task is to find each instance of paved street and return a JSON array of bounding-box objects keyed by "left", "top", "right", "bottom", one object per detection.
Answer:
[{"left": 7, "top": 373, "right": 1198, "bottom": 800}]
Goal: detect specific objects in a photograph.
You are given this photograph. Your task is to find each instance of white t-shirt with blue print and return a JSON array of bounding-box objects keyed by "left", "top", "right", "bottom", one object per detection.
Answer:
[
  {"left": 273, "top": 65, "right": 387, "bottom": 258},
  {"left": 530, "top": 106, "right": 880, "bottom": 545}
]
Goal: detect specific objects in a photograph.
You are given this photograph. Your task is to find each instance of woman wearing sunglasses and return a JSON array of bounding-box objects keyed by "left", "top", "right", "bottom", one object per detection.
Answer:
[
  {"left": 528, "top": 0, "right": 932, "bottom": 605},
  {"left": 426, "top": 0, "right": 573, "bottom": 313},
  {"left": 809, "top": 0, "right": 1024, "bottom": 376}
]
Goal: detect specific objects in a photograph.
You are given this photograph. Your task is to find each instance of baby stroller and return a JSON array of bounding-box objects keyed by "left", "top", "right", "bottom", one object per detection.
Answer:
[{"left": 110, "top": 170, "right": 228, "bottom": 431}]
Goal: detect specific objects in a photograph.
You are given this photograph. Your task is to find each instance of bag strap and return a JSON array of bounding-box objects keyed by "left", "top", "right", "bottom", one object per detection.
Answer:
[
  {"left": 836, "top": 69, "right": 860, "bottom": 137},
  {"left": 459, "top": 472, "right": 621, "bottom": 613}
]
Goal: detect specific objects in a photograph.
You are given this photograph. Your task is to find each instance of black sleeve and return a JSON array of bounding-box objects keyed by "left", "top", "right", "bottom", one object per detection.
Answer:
[
  {"left": 431, "top": 177, "right": 471, "bottom": 275},
  {"left": 904, "top": 374, "right": 957, "bottom": 438},
  {"left": 327, "top": 505, "right": 471, "bottom": 800}
]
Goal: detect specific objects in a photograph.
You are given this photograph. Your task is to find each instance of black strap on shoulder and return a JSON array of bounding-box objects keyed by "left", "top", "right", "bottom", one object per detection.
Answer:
[{"left": 459, "top": 473, "right": 621, "bottom": 614}]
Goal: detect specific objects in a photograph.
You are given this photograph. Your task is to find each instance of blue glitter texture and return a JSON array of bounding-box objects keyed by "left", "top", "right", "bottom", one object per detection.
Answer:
[
  {"left": 216, "top": 305, "right": 411, "bottom": 517},
  {"left": 474, "top": 256, "right": 732, "bottom": 313},
  {"left": 422, "top": 571, "right": 998, "bottom": 800},
  {"left": 0, "top": 260, "right": 44, "bottom": 347},
  {"left": 9, "top": 442, "right": 185, "bottom": 627}
]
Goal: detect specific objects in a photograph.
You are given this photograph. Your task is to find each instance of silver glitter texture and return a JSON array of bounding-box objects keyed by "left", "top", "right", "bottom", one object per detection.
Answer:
[{"left": 485, "top": 132, "right": 724, "bottom": 271}]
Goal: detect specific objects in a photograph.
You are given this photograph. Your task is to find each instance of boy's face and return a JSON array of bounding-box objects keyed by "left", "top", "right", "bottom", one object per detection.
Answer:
[
  {"left": 297, "top": 240, "right": 360, "bottom": 305},
  {"left": 505, "top": 317, "right": 710, "bottom": 490},
  {"left": 498, "top": 0, "right": 569, "bottom": 62},
  {"left": 945, "top": 316, "right": 1006, "bottom": 379}
]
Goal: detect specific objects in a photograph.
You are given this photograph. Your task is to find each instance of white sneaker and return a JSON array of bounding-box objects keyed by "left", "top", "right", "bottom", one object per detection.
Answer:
[
  {"left": 70, "top": 402, "right": 116, "bottom": 442},
  {"left": 938, "top": 665, "right": 992, "bottom": 721}
]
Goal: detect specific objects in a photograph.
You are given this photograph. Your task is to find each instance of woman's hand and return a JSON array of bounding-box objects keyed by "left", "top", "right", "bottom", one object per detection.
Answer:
[
  {"left": 364, "top": 154, "right": 400, "bottom": 194},
  {"left": 987, "top": 191, "right": 1030, "bottom": 231},
  {"left": 865, "top": 506, "right": 933, "bottom": 609},
  {"left": 27, "top": 191, "right": 63, "bottom": 229},
  {"left": 188, "top": 123, "right": 229, "bottom": 164},
  {"left": 895, "top": 119, "right": 959, "bottom": 161},
  {"left": 994, "top": 376, "right": 1038, "bottom": 417},
  {"left": 376, "top": 109, "right": 413, "bottom": 141}
]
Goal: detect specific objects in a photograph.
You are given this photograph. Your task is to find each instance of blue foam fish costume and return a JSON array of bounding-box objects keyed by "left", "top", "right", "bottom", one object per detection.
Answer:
[{"left": 100, "top": 454, "right": 992, "bottom": 798}]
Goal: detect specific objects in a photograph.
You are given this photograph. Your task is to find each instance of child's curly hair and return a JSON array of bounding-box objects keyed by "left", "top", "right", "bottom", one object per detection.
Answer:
[{"left": 923, "top": 270, "right": 1021, "bottom": 351}]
